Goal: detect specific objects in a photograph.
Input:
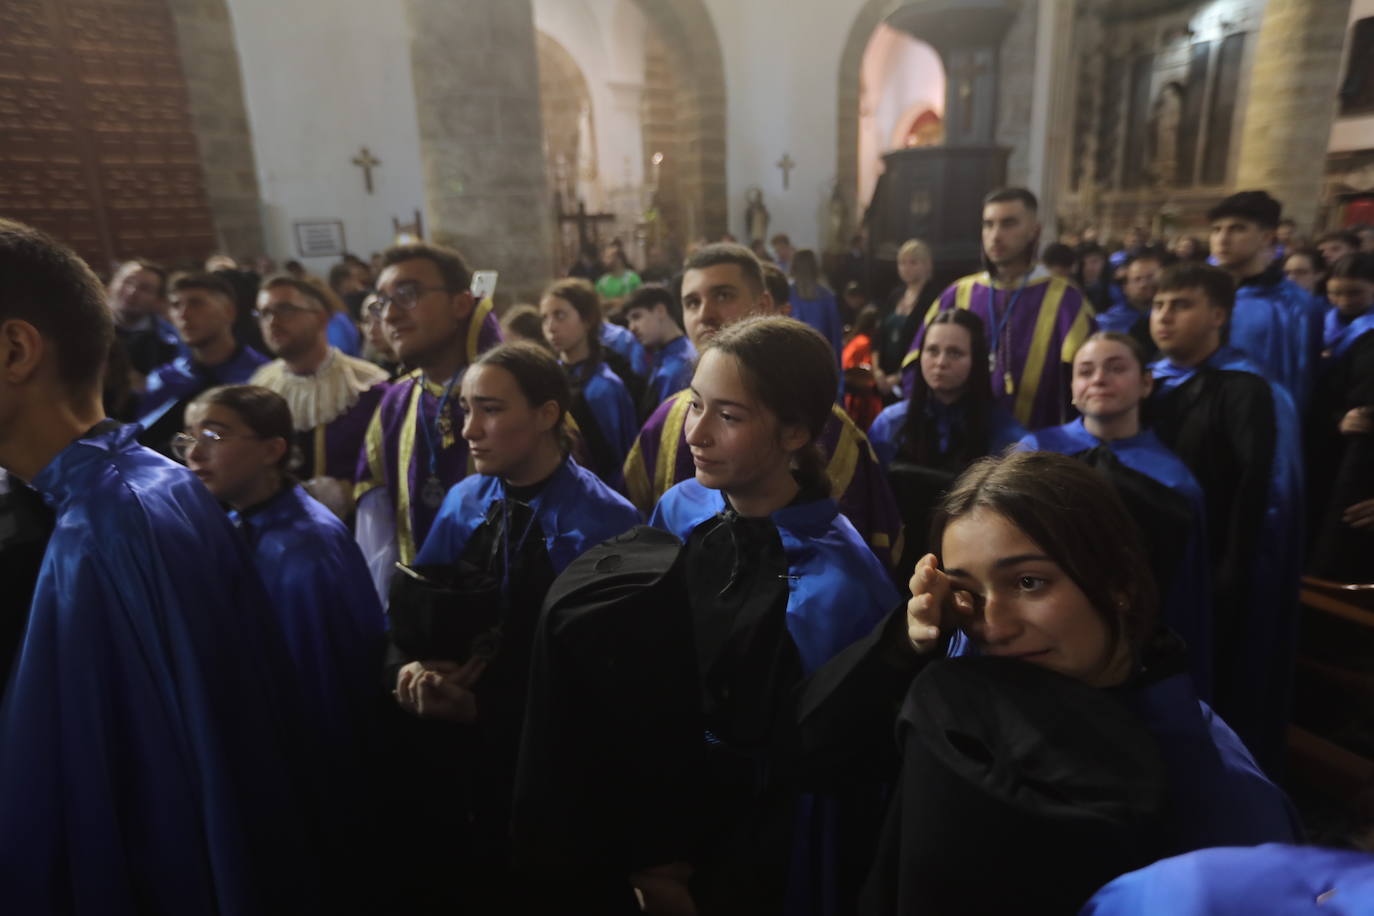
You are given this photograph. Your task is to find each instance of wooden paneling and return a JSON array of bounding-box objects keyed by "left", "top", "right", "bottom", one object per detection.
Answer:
[{"left": 0, "top": 0, "right": 215, "bottom": 272}]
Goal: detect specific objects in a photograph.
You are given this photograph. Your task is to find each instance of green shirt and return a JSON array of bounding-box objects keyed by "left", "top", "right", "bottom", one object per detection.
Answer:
[{"left": 595, "top": 270, "right": 642, "bottom": 300}]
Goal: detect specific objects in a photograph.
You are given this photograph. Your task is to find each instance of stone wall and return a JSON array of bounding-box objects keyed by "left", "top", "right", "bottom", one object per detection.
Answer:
[
  {"left": 996, "top": 0, "right": 1038, "bottom": 189},
  {"left": 166, "top": 0, "right": 263, "bottom": 258},
  {"left": 405, "top": 0, "right": 554, "bottom": 300}
]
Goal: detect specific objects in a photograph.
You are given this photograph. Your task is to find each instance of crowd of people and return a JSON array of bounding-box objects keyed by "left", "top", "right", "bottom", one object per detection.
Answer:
[{"left": 0, "top": 179, "right": 1371, "bottom": 914}]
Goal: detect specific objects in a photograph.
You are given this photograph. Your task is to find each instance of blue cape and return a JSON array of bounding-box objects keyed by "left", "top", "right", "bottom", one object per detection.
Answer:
[
  {"left": 1323, "top": 305, "right": 1374, "bottom": 363},
  {"left": 647, "top": 335, "right": 698, "bottom": 407},
  {"left": 1093, "top": 301, "right": 1147, "bottom": 335},
  {"left": 136, "top": 345, "right": 270, "bottom": 431},
  {"left": 867, "top": 398, "right": 1026, "bottom": 470},
  {"left": 230, "top": 484, "right": 386, "bottom": 753},
  {"left": 1230, "top": 273, "right": 1320, "bottom": 410},
  {"left": 416, "top": 456, "right": 641, "bottom": 572},
  {"left": 1, "top": 423, "right": 322, "bottom": 913},
  {"left": 570, "top": 360, "right": 639, "bottom": 472},
  {"left": 1151, "top": 346, "right": 1304, "bottom": 767},
  {"left": 650, "top": 478, "right": 898, "bottom": 675},
  {"left": 600, "top": 320, "right": 650, "bottom": 377},
  {"left": 1082, "top": 844, "right": 1374, "bottom": 914},
  {"left": 1017, "top": 419, "right": 1213, "bottom": 696},
  {"left": 326, "top": 310, "right": 362, "bottom": 357}
]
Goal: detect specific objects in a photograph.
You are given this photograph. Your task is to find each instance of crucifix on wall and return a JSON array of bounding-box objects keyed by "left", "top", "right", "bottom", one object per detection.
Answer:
[
  {"left": 776, "top": 153, "right": 795, "bottom": 190},
  {"left": 352, "top": 146, "right": 381, "bottom": 194}
]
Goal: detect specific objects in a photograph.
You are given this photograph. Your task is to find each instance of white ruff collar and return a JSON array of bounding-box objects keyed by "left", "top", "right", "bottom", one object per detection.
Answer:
[{"left": 250, "top": 348, "right": 389, "bottom": 431}]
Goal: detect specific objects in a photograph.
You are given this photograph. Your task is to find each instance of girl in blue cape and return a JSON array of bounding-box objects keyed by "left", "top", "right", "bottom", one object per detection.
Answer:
[
  {"left": 389, "top": 341, "right": 639, "bottom": 909},
  {"left": 182, "top": 385, "right": 386, "bottom": 770},
  {"left": 644, "top": 316, "right": 899, "bottom": 916},
  {"left": 1018, "top": 332, "right": 1212, "bottom": 696},
  {"left": 539, "top": 278, "right": 638, "bottom": 484},
  {"left": 796, "top": 452, "right": 1298, "bottom": 915},
  {"left": 1307, "top": 252, "right": 1374, "bottom": 580}
]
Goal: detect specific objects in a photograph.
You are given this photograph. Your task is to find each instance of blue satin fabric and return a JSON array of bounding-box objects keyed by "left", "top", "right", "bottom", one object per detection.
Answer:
[
  {"left": 1151, "top": 346, "right": 1304, "bottom": 767},
  {"left": 136, "top": 345, "right": 270, "bottom": 430},
  {"left": 230, "top": 483, "right": 386, "bottom": 753},
  {"left": 647, "top": 335, "right": 698, "bottom": 407},
  {"left": 1093, "top": 301, "right": 1146, "bottom": 335},
  {"left": 1082, "top": 844, "right": 1374, "bottom": 915},
  {"left": 415, "top": 456, "right": 640, "bottom": 571},
  {"left": 601, "top": 320, "right": 651, "bottom": 377},
  {"left": 569, "top": 360, "right": 639, "bottom": 472},
  {"left": 1, "top": 423, "right": 321, "bottom": 914},
  {"left": 1017, "top": 419, "right": 1214, "bottom": 697},
  {"left": 650, "top": 478, "right": 898, "bottom": 675},
  {"left": 1323, "top": 305, "right": 1374, "bottom": 363},
  {"left": 1230, "top": 274, "right": 1321, "bottom": 410},
  {"left": 866, "top": 399, "right": 1026, "bottom": 470}
]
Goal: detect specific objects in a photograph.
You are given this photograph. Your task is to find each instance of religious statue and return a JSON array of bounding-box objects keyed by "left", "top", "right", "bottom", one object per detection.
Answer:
[
  {"left": 1148, "top": 85, "right": 1182, "bottom": 187},
  {"left": 745, "top": 187, "right": 769, "bottom": 244}
]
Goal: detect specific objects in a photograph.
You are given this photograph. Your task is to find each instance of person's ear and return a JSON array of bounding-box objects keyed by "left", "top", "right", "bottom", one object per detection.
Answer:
[
  {"left": 263, "top": 436, "right": 289, "bottom": 470},
  {"left": 1140, "top": 370, "right": 1154, "bottom": 399},
  {"left": 779, "top": 421, "right": 810, "bottom": 456},
  {"left": 0, "top": 319, "right": 45, "bottom": 386},
  {"left": 534, "top": 399, "right": 561, "bottom": 435},
  {"left": 452, "top": 289, "right": 476, "bottom": 321}
]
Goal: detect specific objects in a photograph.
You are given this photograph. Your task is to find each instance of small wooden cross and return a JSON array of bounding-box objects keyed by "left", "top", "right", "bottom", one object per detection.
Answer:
[
  {"left": 352, "top": 146, "right": 381, "bottom": 194},
  {"left": 776, "top": 153, "right": 795, "bottom": 190}
]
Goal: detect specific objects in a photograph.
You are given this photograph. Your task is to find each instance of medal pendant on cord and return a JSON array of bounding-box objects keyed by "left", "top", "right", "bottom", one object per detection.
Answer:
[
  {"left": 421, "top": 475, "right": 446, "bottom": 508},
  {"left": 1004, "top": 370, "right": 1015, "bottom": 396}
]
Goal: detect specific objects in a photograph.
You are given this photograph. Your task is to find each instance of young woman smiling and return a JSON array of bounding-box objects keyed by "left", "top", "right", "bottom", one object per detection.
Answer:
[
  {"left": 798, "top": 451, "right": 1299, "bottom": 914},
  {"left": 645, "top": 316, "right": 899, "bottom": 914},
  {"left": 1019, "top": 332, "right": 1213, "bottom": 695}
]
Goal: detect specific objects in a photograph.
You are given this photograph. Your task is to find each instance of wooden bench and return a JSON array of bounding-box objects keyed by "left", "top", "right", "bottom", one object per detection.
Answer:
[{"left": 1289, "top": 578, "right": 1374, "bottom": 823}]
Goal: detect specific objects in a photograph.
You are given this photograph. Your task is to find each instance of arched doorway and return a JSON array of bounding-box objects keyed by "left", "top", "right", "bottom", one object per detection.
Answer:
[{"left": 856, "top": 23, "right": 946, "bottom": 213}]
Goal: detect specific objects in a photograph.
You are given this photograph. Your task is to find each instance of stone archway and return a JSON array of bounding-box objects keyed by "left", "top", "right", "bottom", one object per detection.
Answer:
[
  {"left": 837, "top": 0, "right": 1035, "bottom": 240},
  {"left": 632, "top": 0, "right": 728, "bottom": 240},
  {"left": 838, "top": 0, "right": 917, "bottom": 238}
]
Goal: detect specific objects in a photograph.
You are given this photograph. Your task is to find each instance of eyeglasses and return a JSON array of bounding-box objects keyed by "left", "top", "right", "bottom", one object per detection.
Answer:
[
  {"left": 364, "top": 285, "right": 453, "bottom": 319},
  {"left": 253, "top": 303, "right": 322, "bottom": 321},
  {"left": 170, "top": 428, "right": 263, "bottom": 461}
]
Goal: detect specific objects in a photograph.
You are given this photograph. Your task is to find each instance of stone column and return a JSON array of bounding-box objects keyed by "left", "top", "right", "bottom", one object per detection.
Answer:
[
  {"left": 404, "top": 0, "right": 554, "bottom": 301},
  {"left": 166, "top": 0, "right": 265, "bottom": 258},
  {"left": 1025, "top": 0, "right": 1077, "bottom": 240},
  {"left": 1234, "top": 0, "right": 1352, "bottom": 232}
]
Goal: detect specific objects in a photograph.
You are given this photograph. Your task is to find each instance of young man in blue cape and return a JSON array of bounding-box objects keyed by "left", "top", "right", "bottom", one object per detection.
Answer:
[
  {"left": 106, "top": 259, "right": 185, "bottom": 379},
  {"left": 623, "top": 283, "right": 697, "bottom": 415},
  {"left": 135, "top": 271, "right": 269, "bottom": 456},
  {"left": 0, "top": 219, "right": 327, "bottom": 913},
  {"left": 1147, "top": 262, "right": 1303, "bottom": 773},
  {"left": 1209, "top": 190, "right": 1322, "bottom": 412}
]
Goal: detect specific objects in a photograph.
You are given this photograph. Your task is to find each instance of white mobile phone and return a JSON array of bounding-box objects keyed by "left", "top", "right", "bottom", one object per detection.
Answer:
[{"left": 471, "top": 270, "right": 498, "bottom": 300}]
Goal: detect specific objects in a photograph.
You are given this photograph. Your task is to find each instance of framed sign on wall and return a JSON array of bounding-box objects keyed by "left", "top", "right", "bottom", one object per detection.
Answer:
[{"left": 294, "top": 220, "right": 347, "bottom": 258}]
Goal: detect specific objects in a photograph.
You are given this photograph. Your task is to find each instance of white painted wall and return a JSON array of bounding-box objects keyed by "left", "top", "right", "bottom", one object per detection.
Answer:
[
  {"left": 699, "top": 0, "right": 868, "bottom": 252},
  {"left": 225, "top": 0, "right": 428, "bottom": 274},
  {"left": 1329, "top": 0, "right": 1374, "bottom": 153},
  {"left": 858, "top": 24, "right": 945, "bottom": 210}
]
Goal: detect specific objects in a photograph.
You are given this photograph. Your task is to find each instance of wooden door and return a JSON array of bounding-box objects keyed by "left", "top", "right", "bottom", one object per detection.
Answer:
[{"left": 0, "top": 0, "right": 216, "bottom": 274}]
